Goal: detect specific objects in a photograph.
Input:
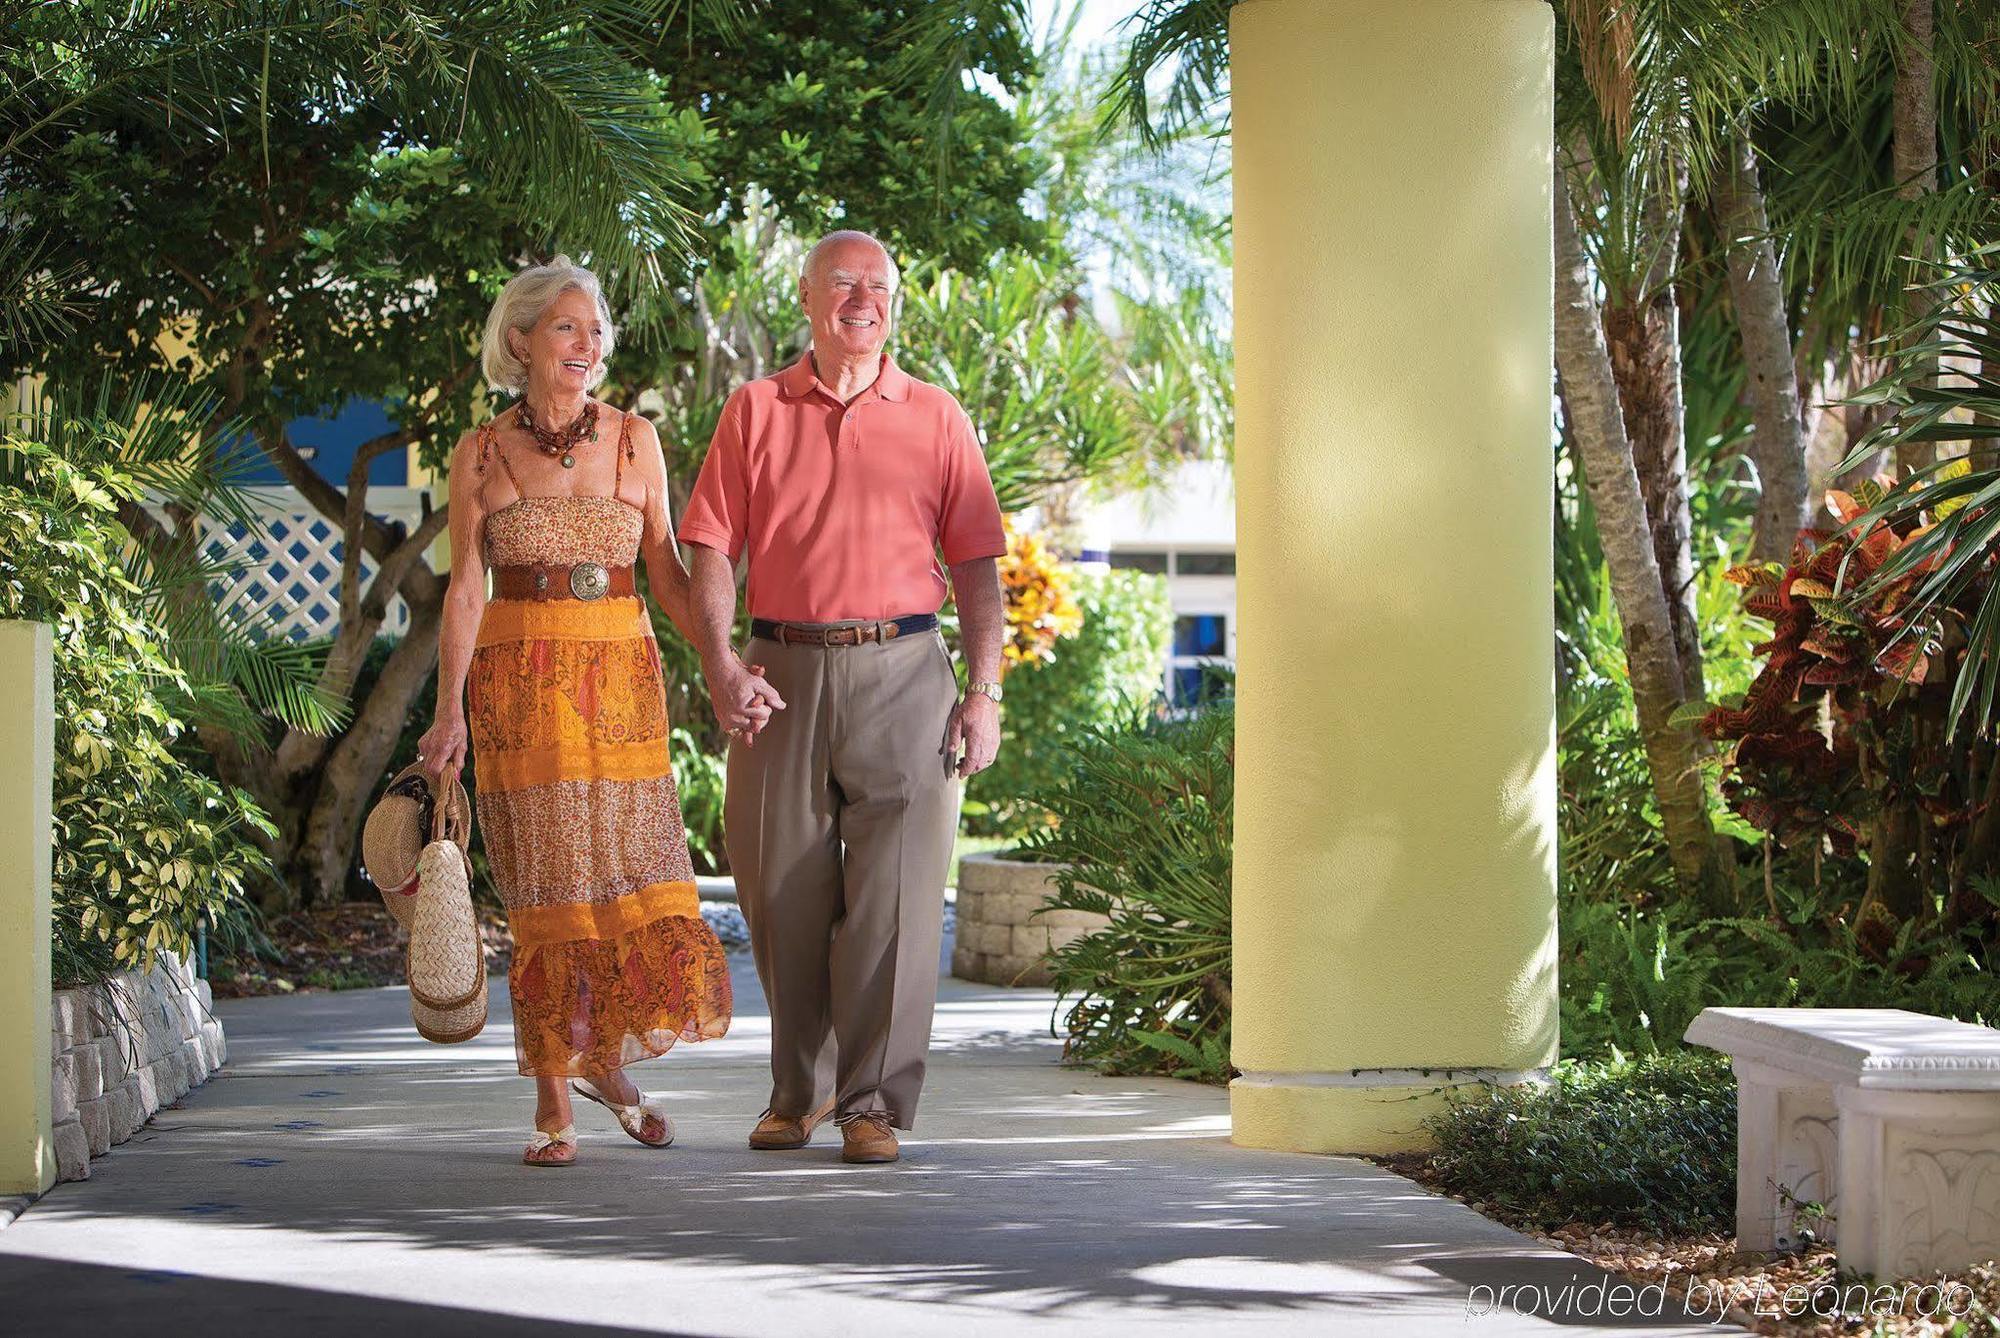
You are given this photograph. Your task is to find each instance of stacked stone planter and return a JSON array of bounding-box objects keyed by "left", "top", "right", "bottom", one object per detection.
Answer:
[
  {"left": 950, "top": 851, "right": 1105, "bottom": 987},
  {"left": 49, "top": 948, "right": 226, "bottom": 1182}
]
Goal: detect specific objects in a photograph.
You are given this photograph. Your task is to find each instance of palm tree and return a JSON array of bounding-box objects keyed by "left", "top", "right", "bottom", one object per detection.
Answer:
[{"left": 1088, "top": 0, "right": 1998, "bottom": 910}]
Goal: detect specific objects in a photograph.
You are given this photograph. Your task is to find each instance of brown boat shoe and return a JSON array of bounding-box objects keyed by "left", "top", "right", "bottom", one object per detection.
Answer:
[
  {"left": 839, "top": 1111, "right": 900, "bottom": 1164},
  {"left": 748, "top": 1097, "right": 837, "bottom": 1150}
]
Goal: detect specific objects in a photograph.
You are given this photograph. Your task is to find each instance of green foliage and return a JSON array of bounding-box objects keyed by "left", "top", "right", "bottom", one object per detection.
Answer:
[
  {"left": 0, "top": 439, "right": 276, "bottom": 985},
  {"left": 7, "top": 376, "right": 347, "bottom": 742},
  {"left": 1420, "top": 1053, "right": 1738, "bottom": 1235},
  {"left": 669, "top": 726, "right": 728, "bottom": 875},
  {"left": 1020, "top": 701, "right": 1233, "bottom": 1083},
  {"left": 968, "top": 567, "right": 1171, "bottom": 836},
  {"left": 1551, "top": 533, "right": 1999, "bottom": 1057},
  {"left": 0, "top": 3, "right": 720, "bottom": 396},
  {"left": 646, "top": 2, "right": 1046, "bottom": 274}
]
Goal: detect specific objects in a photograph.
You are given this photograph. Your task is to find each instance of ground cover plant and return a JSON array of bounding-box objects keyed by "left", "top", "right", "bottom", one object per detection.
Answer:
[{"left": 1418, "top": 1051, "right": 1739, "bottom": 1235}]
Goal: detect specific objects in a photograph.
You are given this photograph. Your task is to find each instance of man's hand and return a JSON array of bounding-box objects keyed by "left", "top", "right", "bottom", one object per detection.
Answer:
[
  {"left": 942, "top": 692, "right": 1000, "bottom": 778},
  {"left": 706, "top": 655, "right": 785, "bottom": 748}
]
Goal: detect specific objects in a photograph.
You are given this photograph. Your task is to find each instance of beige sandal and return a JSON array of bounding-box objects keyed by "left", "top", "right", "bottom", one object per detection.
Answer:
[
  {"left": 523, "top": 1123, "right": 577, "bottom": 1167},
  {"left": 571, "top": 1078, "right": 674, "bottom": 1148}
]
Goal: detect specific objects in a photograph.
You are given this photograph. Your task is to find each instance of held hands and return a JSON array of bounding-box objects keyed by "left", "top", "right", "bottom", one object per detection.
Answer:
[
  {"left": 707, "top": 655, "right": 785, "bottom": 748},
  {"left": 416, "top": 713, "right": 468, "bottom": 782},
  {"left": 943, "top": 693, "right": 1000, "bottom": 779}
]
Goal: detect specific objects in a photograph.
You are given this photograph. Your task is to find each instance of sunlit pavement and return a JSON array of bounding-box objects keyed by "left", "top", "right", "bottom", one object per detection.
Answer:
[{"left": 0, "top": 947, "right": 1739, "bottom": 1336}]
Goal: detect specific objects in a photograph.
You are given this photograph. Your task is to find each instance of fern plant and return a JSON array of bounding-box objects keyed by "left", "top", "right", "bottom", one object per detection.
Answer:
[{"left": 1019, "top": 699, "right": 1234, "bottom": 1083}]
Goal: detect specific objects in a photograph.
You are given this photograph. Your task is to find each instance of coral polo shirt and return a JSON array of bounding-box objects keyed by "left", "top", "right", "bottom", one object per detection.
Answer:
[{"left": 677, "top": 352, "right": 1008, "bottom": 622}]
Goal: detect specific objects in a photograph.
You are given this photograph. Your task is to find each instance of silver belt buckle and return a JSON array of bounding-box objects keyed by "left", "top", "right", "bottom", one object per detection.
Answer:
[{"left": 569, "top": 562, "right": 610, "bottom": 601}]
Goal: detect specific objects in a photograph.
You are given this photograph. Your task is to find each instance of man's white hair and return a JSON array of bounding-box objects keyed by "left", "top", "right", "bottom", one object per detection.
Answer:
[
  {"left": 480, "top": 254, "right": 616, "bottom": 395},
  {"left": 801, "top": 230, "right": 900, "bottom": 289}
]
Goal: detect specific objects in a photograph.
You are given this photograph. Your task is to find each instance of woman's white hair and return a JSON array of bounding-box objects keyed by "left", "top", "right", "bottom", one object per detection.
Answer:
[{"left": 480, "top": 254, "right": 616, "bottom": 395}]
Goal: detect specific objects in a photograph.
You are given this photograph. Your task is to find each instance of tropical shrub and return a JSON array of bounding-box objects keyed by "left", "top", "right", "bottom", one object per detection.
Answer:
[
  {"left": 0, "top": 439, "right": 275, "bottom": 985},
  {"left": 998, "top": 522, "right": 1083, "bottom": 669},
  {"left": 1704, "top": 482, "right": 2000, "bottom": 965},
  {"left": 1420, "top": 1052, "right": 1738, "bottom": 1234},
  {"left": 967, "top": 566, "right": 1171, "bottom": 836},
  {"left": 1020, "top": 700, "right": 1233, "bottom": 1083}
]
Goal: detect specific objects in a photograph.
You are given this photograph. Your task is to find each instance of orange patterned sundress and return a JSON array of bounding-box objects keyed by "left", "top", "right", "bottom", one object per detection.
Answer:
[{"left": 468, "top": 414, "right": 731, "bottom": 1077}]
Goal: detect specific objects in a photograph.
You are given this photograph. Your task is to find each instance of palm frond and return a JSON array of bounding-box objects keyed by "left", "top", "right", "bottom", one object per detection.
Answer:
[
  {"left": 883, "top": 0, "right": 1036, "bottom": 209},
  {"left": 1100, "top": 0, "right": 1231, "bottom": 150},
  {"left": 1827, "top": 245, "right": 2000, "bottom": 735}
]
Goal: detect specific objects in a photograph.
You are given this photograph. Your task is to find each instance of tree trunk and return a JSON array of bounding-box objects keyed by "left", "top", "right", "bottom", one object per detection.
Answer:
[
  {"left": 1602, "top": 157, "right": 1706, "bottom": 710},
  {"left": 1894, "top": 0, "right": 1938, "bottom": 477},
  {"left": 1715, "top": 129, "right": 1811, "bottom": 564},
  {"left": 287, "top": 587, "right": 446, "bottom": 908},
  {"left": 1555, "top": 163, "right": 1726, "bottom": 905}
]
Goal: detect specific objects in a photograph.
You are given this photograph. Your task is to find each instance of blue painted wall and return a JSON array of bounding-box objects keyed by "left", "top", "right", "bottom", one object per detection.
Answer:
[{"left": 239, "top": 398, "right": 406, "bottom": 486}]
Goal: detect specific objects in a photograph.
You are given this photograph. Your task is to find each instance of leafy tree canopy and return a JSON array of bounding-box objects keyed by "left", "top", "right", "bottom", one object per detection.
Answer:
[
  {"left": 2, "top": 0, "right": 1044, "bottom": 469},
  {"left": 645, "top": 1, "right": 1047, "bottom": 274}
]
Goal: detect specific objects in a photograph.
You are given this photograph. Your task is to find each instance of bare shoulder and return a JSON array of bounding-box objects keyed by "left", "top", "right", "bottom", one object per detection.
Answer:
[
  {"left": 445, "top": 427, "right": 489, "bottom": 499},
  {"left": 623, "top": 408, "right": 665, "bottom": 453}
]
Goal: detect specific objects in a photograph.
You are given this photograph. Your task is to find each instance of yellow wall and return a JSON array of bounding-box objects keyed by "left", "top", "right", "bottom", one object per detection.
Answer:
[
  {"left": 1231, "top": 0, "right": 1558, "bottom": 1152},
  {"left": 0, "top": 621, "right": 56, "bottom": 1194}
]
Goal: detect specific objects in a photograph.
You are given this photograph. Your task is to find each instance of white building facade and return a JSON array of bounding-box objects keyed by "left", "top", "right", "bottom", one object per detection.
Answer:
[{"left": 1072, "top": 458, "right": 1236, "bottom": 706}]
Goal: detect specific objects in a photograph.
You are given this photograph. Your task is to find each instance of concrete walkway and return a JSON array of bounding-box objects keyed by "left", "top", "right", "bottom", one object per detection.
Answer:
[{"left": 0, "top": 951, "right": 1737, "bottom": 1335}]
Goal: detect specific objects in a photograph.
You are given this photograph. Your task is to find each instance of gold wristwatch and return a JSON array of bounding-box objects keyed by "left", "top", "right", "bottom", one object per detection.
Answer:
[{"left": 965, "top": 680, "right": 1003, "bottom": 704}]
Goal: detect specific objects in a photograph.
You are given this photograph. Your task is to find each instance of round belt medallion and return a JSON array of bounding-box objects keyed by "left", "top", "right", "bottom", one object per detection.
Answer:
[{"left": 569, "top": 562, "right": 610, "bottom": 601}]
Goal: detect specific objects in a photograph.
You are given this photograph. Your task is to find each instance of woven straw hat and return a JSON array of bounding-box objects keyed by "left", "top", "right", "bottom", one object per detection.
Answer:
[
  {"left": 362, "top": 762, "right": 432, "bottom": 922},
  {"left": 363, "top": 762, "right": 471, "bottom": 928}
]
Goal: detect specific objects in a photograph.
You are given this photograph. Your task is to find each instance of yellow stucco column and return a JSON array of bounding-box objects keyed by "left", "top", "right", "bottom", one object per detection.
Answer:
[
  {"left": 0, "top": 621, "right": 56, "bottom": 1194},
  {"left": 1231, "top": 0, "right": 1557, "bottom": 1154}
]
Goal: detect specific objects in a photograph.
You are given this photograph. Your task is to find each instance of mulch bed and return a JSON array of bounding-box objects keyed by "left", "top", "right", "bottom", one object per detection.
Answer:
[
  {"left": 1373, "top": 1151, "right": 1999, "bottom": 1336},
  {"left": 209, "top": 899, "right": 514, "bottom": 999}
]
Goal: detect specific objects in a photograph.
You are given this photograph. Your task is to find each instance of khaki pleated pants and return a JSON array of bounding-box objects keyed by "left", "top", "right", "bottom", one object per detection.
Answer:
[{"left": 724, "top": 625, "right": 962, "bottom": 1130}]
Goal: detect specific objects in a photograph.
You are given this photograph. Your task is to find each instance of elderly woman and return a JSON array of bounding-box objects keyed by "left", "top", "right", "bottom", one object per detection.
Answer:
[{"left": 417, "top": 256, "right": 743, "bottom": 1166}]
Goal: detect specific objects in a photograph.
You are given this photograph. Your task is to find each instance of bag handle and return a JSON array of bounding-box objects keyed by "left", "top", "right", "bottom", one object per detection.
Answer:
[{"left": 432, "top": 768, "right": 472, "bottom": 846}]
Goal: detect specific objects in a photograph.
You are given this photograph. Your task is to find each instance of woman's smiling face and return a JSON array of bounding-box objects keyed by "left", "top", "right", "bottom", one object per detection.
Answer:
[{"left": 513, "top": 287, "right": 606, "bottom": 397}]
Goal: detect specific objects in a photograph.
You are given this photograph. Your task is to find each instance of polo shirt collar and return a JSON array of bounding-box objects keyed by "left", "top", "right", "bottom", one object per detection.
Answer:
[{"left": 780, "top": 351, "right": 911, "bottom": 403}]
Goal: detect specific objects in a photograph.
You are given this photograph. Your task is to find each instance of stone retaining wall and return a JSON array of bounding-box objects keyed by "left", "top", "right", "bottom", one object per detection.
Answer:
[
  {"left": 950, "top": 852, "right": 1105, "bottom": 987},
  {"left": 49, "top": 949, "right": 226, "bottom": 1182}
]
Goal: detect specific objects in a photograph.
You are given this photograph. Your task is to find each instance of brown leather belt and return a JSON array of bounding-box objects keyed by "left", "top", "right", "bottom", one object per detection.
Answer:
[
  {"left": 492, "top": 562, "right": 636, "bottom": 602},
  {"left": 750, "top": 614, "right": 940, "bottom": 646}
]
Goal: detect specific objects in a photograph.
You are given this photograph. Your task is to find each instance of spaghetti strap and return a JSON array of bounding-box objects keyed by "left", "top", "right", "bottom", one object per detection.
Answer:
[
  {"left": 486, "top": 419, "right": 526, "bottom": 495},
  {"left": 613, "top": 410, "right": 634, "bottom": 495}
]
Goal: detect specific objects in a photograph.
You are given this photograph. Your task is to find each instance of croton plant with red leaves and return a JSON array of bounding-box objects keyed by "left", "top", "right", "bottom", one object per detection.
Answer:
[{"left": 1702, "top": 478, "right": 1955, "bottom": 867}]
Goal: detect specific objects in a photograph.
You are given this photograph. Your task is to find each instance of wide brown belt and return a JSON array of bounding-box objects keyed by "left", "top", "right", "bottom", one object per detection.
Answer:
[{"left": 492, "top": 562, "right": 636, "bottom": 602}]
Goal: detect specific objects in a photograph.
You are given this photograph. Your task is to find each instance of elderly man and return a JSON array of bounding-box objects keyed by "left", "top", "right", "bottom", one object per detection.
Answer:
[{"left": 678, "top": 230, "right": 1006, "bottom": 1164}]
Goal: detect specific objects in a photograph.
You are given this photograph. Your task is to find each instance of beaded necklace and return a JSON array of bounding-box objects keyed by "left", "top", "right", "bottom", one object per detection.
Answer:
[{"left": 516, "top": 397, "right": 599, "bottom": 469}]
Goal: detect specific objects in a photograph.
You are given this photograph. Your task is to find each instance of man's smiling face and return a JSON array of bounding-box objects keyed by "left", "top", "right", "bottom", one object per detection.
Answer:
[{"left": 801, "top": 236, "right": 897, "bottom": 363}]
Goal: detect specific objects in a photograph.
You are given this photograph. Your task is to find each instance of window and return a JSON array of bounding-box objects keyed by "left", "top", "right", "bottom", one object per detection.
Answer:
[
  {"left": 1171, "top": 662, "right": 1233, "bottom": 707},
  {"left": 1108, "top": 549, "right": 1169, "bottom": 574},
  {"left": 1167, "top": 611, "right": 1232, "bottom": 706},
  {"left": 1174, "top": 614, "right": 1227, "bottom": 658},
  {"left": 1176, "top": 552, "right": 1236, "bottom": 577}
]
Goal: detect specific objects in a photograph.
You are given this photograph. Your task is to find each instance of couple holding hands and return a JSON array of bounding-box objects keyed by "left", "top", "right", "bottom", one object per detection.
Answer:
[{"left": 415, "top": 231, "right": 1007, "bottom": 1167}]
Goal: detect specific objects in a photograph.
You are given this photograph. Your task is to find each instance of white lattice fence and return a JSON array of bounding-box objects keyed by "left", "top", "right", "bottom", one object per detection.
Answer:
[{"left": 154, "top": 486, "right": 431, "bottom": 641}]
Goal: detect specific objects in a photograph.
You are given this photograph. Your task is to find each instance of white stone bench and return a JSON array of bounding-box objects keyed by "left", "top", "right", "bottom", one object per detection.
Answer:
[{"left": 1684, "top": 1007, "right": 2000, "bottom": 1279}]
